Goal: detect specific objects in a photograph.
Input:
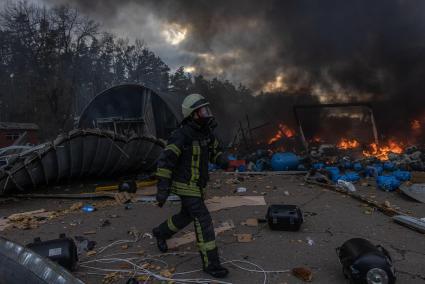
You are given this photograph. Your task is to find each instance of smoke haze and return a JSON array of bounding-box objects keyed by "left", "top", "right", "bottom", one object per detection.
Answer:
[{"left": 27, "top": 0, "right": 425, "bottom": 139}]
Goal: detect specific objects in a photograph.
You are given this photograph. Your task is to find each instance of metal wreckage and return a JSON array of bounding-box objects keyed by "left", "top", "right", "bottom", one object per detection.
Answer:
[{"left": 0, "top": 84, "right": 184, "bottom": 195}]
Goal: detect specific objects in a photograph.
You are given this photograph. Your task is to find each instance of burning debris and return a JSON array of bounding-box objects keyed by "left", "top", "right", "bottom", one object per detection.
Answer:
[
  {"left": 268, "top": 124, "right": 295, "bottom": 145},
  {"left": 337, "top": 138, "right": 360, "bottom": 150},
  {"left": 363, "top": 141, "right": 404, "bottom": 161},
  {"left": 224, "top": 101, "right": 425, "bottom": 200}
]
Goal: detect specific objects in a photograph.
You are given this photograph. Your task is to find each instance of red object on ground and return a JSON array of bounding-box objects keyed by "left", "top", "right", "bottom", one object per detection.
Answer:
[{"left": 227, "top": 160, "right": 246, "bottom": 171}]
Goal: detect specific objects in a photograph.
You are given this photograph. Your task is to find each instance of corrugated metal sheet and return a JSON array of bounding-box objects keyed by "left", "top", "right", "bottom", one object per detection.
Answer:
[{"left": 0, "top": 129, "right": 165, "bottom": 195}]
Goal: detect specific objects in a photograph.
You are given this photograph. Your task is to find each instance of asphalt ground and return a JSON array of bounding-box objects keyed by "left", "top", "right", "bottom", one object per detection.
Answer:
[{"left": 1, "top": 172, "right": 424, "bottom": 283}]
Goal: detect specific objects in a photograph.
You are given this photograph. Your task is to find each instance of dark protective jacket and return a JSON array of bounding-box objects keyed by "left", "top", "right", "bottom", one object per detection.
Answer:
[{"left": 156, "top": 120, "right": 225, "bottom": 197}]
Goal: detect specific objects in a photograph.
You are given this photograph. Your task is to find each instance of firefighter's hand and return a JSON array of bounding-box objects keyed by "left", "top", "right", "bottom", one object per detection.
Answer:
[{"left": 156, "top": 178, "right": 170, "bottom": 208}]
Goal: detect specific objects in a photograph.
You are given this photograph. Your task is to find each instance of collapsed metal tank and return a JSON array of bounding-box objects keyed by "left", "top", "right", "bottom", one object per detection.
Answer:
[
  {"left": 0, "top": 85, "right": 183, "bottom": 195},
  {"left": 77, "top": 84, "right": 183, "bottom": 139}
]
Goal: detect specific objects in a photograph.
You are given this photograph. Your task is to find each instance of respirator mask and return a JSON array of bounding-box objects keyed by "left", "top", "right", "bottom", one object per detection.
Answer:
[{"left": 194, "top": 106, "right": 216, "bottom": 129}]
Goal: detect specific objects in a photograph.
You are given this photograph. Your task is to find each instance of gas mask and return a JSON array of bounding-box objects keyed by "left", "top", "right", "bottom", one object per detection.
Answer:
[{"left": 193, "top": 106, "right": 216, "bottom": 129}]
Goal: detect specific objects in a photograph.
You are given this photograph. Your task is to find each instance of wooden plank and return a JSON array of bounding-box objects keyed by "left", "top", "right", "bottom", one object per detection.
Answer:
[{"left": 95, "top": 180, "right": 157, "bottom": 192}]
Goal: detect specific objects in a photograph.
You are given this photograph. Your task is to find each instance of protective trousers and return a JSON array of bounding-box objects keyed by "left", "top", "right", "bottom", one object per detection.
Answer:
[{"left": 156, "top": 196, "right": 219, "bottom": 268}]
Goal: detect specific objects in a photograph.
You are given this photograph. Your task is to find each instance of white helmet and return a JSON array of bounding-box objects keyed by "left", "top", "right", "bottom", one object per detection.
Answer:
[{"left": 181, "top": 93, "right": 210, "bottom": 119}]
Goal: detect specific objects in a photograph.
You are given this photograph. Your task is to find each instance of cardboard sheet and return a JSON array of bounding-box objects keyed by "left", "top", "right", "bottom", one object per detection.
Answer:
[
  {"left": 205, "top": 196, "right": 266, "bottom": 212},
  {"left": 167, "top": 220, "right": 234, "bottom": 249}
]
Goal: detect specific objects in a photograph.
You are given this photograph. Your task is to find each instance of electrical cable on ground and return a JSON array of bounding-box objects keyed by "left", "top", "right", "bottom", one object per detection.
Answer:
[{"left": 80, "top": 248, "right": 292, "bottom": 284}]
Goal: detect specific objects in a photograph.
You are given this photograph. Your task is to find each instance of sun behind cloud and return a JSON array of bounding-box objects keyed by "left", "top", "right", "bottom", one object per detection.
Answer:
[{"left": 161, "top": 23, "right": 188, "bottom": 45}]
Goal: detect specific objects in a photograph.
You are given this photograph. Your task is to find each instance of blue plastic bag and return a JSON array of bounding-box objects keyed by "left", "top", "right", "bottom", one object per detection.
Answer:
[
  {"left": 209, "top": 163, "right": 219, "bottom": 172},
  {"left": 271, "top": 152, "right": 299, "bottom": 171},
  {"left": 341, "top": 160, "right": 352, "bottom": 169},
  {"left": 353, "top": 162, "right": 363, "bottom": 172},
  {"left": 313, "top": 162, "right": 325, "bottom": 170},
  {"left": 365, "top": 165, "right": 383, "bottom": 177},
  {"left": 376, "top": 176, "right": 401, "bottom": 191},
  {"left": 325, "top": 166, "right": 341, "bottom": 182},
  {"left": 383, "top": 161, "right": 396, "bottom": 171},
  {"left": 227, "top": 154, "right": 237, "bottom": 161},
  {"left": 256, "top": 158, "right": 269, "bottom": 172},
  {"left": 237, "top": 165, "right": 246, "bottom": 172},
  {"left": 392, "top": 170, "right": 411, "bottom": 182},
  {"left": 338, "top": 172, "right": 361, "bottom": 183},
  {"left": 325, "top": 166, "right": 340, "bottom": 176}
]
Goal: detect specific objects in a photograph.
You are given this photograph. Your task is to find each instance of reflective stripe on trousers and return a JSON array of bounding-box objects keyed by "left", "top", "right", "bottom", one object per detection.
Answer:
[{"left": 156, "top": 196, "right": 218, "bottom": 267}]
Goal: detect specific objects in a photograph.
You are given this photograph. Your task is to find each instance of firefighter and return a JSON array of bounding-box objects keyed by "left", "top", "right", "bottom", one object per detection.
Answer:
[{"left": 152, "top": 93, "right": 229, "bottom": 278}]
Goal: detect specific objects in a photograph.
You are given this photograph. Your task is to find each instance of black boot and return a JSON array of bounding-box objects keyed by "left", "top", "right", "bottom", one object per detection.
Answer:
[
  {"left": 204, "top": 263, "right": 229, "bottom": 278},
  {"left": 202, "top": 248, "right": 229, "bottom": 278},
  {"left": 152, "top": 227, "right": 168, "bottom": 253}
]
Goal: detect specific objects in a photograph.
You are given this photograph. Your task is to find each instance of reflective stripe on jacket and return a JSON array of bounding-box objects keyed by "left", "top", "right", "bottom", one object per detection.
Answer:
[{"left": 156, "top": 122, "right": 223, "bottom": 197}]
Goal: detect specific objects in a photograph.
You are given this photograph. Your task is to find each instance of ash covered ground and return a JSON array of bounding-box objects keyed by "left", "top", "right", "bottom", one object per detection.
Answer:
[{"left": 1, "top": 172, "right": 424, "bottom": 284}]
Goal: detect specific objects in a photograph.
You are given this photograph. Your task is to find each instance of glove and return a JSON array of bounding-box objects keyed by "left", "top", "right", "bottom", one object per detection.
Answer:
[{"left": 156, "top": 178, "right": 170, "bottom": 208}]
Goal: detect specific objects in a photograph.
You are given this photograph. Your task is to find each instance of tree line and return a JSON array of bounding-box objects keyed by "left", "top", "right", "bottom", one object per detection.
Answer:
[{"left": 0, "top": 1, "right": 317, "bottom": 141}]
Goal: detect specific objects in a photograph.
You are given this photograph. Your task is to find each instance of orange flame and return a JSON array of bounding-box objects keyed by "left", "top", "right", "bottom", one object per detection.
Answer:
[
  {"left": 362, "top": 140, "right": 404, "bottom": 161},
  {"left": 268, "top": 124, "right": 295, "bottom": 144},
  {"left": 411, "top": 119, "right": 421, "bottom": 131},
  {"left": 337, "top": 138, "right": 360, "bottom": 150},
  {"left": 312, "top": 136, "right": 322, "bottom": 143}
]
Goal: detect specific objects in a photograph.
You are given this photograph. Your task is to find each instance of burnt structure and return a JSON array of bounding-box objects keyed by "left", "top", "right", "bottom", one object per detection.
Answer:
[{"left": 294, "top": 103, "right": 379, "bottom": 150}]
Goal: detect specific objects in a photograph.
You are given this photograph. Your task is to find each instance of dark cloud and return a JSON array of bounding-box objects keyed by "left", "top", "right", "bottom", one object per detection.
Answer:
[{"left": 38, "top": 0, "right": 425, "bottom": 134}]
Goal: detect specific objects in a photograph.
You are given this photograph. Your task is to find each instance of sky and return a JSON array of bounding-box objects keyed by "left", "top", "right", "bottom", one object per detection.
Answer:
[{"left": 5, "top": 0, "right": 425, "bottom": 105}]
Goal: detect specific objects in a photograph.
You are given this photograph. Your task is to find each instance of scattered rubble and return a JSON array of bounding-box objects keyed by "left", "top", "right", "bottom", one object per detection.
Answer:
[
  {"left": 0, "top": 112, "right": 423, "bottom": 283},
  {"left": 292, "top": 267, "right": 313, "bottom": 282},
  {"left": 114, "top": 192, "right": 134, "bottom": 204},
  {"left": 102, "top": 272, "right": 121, "bottom": 284},
  {"left": 241, "top": 218, "right": 259, "bottom": 227},
  {"left": 236, "top": 187, "right": 247, "bottom": 193},
  {"left": 235, "top": 233, "right": 253, "bottom": 243},
  {"left": 0, "top": 209, "right": 55, "bottom": 231},
  {"left": 70, "top": 202, "right": 84, "bottom": 211}
]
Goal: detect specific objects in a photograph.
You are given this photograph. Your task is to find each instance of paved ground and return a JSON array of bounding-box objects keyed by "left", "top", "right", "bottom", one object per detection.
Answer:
[{"left": 1, "top": 172, "right": 425, "bottom": 283}]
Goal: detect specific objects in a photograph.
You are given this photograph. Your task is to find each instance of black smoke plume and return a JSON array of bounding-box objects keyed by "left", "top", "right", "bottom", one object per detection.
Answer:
[{"left": 44, "top": 0, "right": 425, "bottom": 141}]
